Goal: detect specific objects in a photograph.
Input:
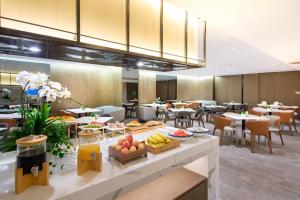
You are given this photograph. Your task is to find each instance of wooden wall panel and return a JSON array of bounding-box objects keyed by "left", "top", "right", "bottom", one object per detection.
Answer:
[
  {"left": 177, "top": 76, "right": 213, "bottom": 101},
  {"left": 138, "top": 71, "right": 156, "bottom": 104},
  {"left": 50, "top": 63, "right": 122, "bottom": 113},
  {"left": 215, "top": 75, "right": 242, "bottom": 104},
  {"left": 259, "top": 71, "right": 300, "bottom": 106},
  {"left": 243, "top": 74, "right": 259, "bottom": 107}
]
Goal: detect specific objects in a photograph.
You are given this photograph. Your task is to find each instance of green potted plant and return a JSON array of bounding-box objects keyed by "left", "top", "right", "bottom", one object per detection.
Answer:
[{"left": 0, "top": 71, "right": 83, "bottom": 173}]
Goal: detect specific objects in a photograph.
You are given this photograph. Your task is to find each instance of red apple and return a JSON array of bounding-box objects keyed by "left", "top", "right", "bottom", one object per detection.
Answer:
[
  {"left": 121, "top": 147, "right": 129, "bottom": 154},
  {"left": 122, "top": 140, "right": 130, "bottom": 148},
  {"left": 117, "top": 138, "right": 125, "bottom": 145},
  {"left": 125, "top": 134, "right": 133, "bottom": 143}
]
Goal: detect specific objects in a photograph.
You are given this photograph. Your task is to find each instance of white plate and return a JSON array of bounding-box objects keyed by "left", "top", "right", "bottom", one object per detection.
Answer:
[
  {"left": 168, "top": 131, "right": 193, "bottom": 142},
  {"left": 186, "top": 127, "right": 209, "bottom": 133}
]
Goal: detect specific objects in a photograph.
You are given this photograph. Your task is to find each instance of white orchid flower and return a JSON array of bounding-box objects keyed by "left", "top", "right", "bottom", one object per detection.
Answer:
[
  {"left": 49, "top": 81, "right": 62, "bottom": 91},
  {"left": 16, "top": 71, "right": 34, "bottom": 88}
]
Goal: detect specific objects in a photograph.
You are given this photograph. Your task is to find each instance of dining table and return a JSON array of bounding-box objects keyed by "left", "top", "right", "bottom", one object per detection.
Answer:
[
  {"left": 252, "top": 107, "right": 283, "bottom": 115},
  {"left": 0, "top": 113, "right": 22, "bottom": 119},
  {"left": 223, "top": 102, "right": 242, "bottom": 110},
  {"left": 76, "top": 116, "right": 114, "bottom": 124},
  {"left": 65, "top": 108, "right": 101, "bottom": 117},
  {"left": 169, "top": 108, "right": 195, "bottom": 113},
  {"left": 223, "top": 112, "right": 269, "bottom": 145}
]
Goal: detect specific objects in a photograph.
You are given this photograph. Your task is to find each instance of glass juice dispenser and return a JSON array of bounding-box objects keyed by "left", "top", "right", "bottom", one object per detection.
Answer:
[
  {"left": 77, "top": 130, "right": 102, "bottom": 175},
  {"left": 15, "top": 135, "right": 49, "bottom": 194}
]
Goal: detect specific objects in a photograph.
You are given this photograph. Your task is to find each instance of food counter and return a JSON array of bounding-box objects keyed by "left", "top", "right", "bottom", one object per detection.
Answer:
[{"left": 0, "top": 126, "right": 219, "bottom": 200}]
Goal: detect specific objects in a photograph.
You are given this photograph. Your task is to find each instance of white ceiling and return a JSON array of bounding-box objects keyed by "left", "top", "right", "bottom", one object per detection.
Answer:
[{"left": 168, "top": 0, "right": 300, "bottom": 77}]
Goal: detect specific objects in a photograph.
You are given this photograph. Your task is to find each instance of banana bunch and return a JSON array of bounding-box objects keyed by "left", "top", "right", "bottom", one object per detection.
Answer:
[{"left": 146, "top": 133, "right": 172, "bottom": 148}]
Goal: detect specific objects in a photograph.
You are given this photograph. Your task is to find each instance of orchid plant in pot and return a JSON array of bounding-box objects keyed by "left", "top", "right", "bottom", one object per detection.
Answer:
[{"left": 0, "top": 71, "right": 83, "bottom": 173}]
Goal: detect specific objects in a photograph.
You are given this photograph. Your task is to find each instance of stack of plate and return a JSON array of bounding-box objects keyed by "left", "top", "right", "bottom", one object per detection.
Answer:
[{"left": 186, "top": 127, "right": 209, "bottom": 137}]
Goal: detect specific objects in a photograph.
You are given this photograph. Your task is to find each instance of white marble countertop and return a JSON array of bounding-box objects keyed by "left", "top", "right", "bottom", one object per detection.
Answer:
[{"left": 0, "top": 126, "right": 219, "bottom": 200}]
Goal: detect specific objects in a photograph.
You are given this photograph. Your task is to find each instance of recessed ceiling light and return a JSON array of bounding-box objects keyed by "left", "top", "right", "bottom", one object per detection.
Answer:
[
  {"left": 29, "top": 46, "right": 41, "bottom": 53},
  {"left": 137, "top": 62, "right": 144, "bottom": 67}
]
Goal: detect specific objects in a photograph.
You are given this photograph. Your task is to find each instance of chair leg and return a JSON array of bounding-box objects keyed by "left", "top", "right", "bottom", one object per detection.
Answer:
[
  {"left": 242, "top": 131, "right": 246, "bottom": 145},
  {"left": 266, "top": 135, "right": 273, "bottom": 154},
  {"left": 293, "top": 120, "right": 297, "bottom": 133},
  {"left": 250, "top": 134, "right": 255, "bottom": 153},
  {"left": 220, "top": 130, "right": 224, "bottom": 144},
  {"left": 212, "top": 128, "right": 216, "bottom": 135},
  {"left": 288, "top": 123, "right": 293, "bottom": 135},
  {"left": 278, "top": 131, "right": 284, "bottom": 146},
  {"left": 202, "top": 119, "right": 205, "bottom": 128},
  {"left": 269, "top": 132, "right": 272, "bottom": 141}
]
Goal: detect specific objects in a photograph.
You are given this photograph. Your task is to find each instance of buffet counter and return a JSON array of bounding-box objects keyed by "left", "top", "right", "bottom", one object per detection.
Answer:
[{"left": 0, "top": 126, "right": 219, "bottom": 200}]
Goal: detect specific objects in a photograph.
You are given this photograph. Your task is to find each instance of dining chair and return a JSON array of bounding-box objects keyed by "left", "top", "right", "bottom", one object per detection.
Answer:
[
  {"left": 264, "top": 115, "right": 284, "bottom": 145},
  {"left": 188, "top": 103, "right": 200, "bottom": 110},
  {"left": 273, "top": 111, "right": 297, "bottom": 135},
  {"left": 0, "top": 118, "right": 17, "bottom": 131},
  {"left": 163, "top": 109, "right": 177, "bottom": 127},
  {"left": 177, "top": 111, "right": 192, "bottom": 128},
  {"left": 175, "top": 103, "right": 188, "bottom": 109},
  {"left": 213, "top": 115, "right": 235, "bottom": 144},
  {"left": 246, "top": 120, "right": 272, "bottom": 154},
  {"left": 191, "top": 108, "right": 205, "bottom": 127},
  {"left": 248, "top": 109, "right": 261, "bottom": 116},
  {"left": 59, "top": 110, "right": 76, "bottom": 118}
]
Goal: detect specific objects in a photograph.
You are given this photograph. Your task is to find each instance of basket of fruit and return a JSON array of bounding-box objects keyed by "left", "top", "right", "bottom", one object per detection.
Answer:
[
  {"left": 145, "top": 133, "right": 180, "bottom": 154},
  {"left": 168, "top": 129, "right": 193, "bottom": 142},
  {"left": 109, "top": 134, "right": 147, "bottom": 164}
]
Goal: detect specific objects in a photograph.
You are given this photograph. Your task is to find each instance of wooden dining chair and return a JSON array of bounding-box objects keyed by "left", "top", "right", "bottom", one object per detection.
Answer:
[
  {"left": 213, "top": 115, "right": 235, "bottom": 144},
  {"left": 191, "top": 108, "right": 205, "bottom": 127},
  {"left": 248, "top": 109, "right": 261, "bottom": 116},
  {"left": 177, "top": 111, "right": 192, "bottom": 128},
  {"left": 0, "top": 118, "right": 17, "bottom": 131},
  {"left": 273, "top": 111, "right": 297, "bottom": 135},
  {"left": 163, "top": 109, "right": 177, "bottom": 127},
  {"left": 59, "top": 110, "right": 76, "bottom": 118},
  {"left": 246, "top": 120, "right": 272, "bottom": 154},
  {"left": 188, "top": 103, "right": 200, "bottom": 110},
  {"left": 175, "top": 103, "right": 188, "bottom": 109},
  {"left": 265, "top": 115, "right": 284, "bottom": 145}
]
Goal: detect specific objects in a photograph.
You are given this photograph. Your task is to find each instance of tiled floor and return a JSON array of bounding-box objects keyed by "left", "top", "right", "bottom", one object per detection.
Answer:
[
  {"left": 166, "top": 120, "right": 300, "bottom": 200},
  {"left": 126, "top": 118, "right": 300, "bottom": 200}
]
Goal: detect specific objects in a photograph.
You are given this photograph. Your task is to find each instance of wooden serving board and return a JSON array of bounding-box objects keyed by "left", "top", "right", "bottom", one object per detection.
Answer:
[
  {"left": 147, "top": 124, "right": 167, "bottom": 130},
  {"left": 108, "top": 146, "right": 147, "bottom": 164},
  {"left": 145, "top": 138, "right": 180, "bottom": 154},
  {"left": 127, "top": 125, "right": 148, "bottom": 131}
]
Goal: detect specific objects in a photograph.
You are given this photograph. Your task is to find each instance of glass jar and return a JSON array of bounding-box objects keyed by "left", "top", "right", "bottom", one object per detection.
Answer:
[
  {"left": 16, "top": 135, "right": 47, "bottom": 176},
  {"left": 78, "top": 130, "right": 101, "bottom": 161}
]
